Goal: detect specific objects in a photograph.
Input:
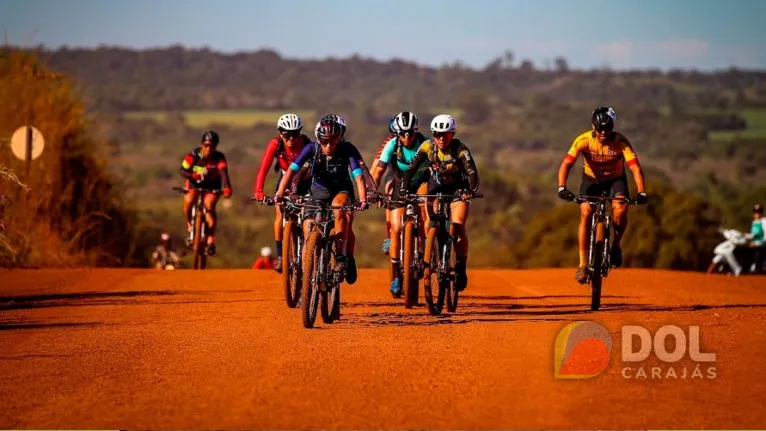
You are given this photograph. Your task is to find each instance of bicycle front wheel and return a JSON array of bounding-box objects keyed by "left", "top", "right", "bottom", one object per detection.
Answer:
[
  {"left": 402, "top": 221, "right": 418, "bottom": 309},
  {"left": 192, "top": 207, "right": 205, "bottom": 270},
  {"left": 590, "top": 218, "right": 605, "bottom": 311},
  {"left": 282, "top": 220, "right": 301, "bottom": 308},
  {"left": 423, "top": 227, "right": 446, "bottom": 316},
  {"left": 301, "top": 229, "right": 322, "bottom": 328}
]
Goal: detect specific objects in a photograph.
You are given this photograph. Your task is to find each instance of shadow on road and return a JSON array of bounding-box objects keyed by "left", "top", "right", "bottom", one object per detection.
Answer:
[
  {"left": 333, "top": 293, "right": 766, "bottom": 328},
  {"left": 0, "top": 320, "right": 105, "bottom": 332},
  {"left": 0, "top": 290, "right": 262, "bottom": 311}
]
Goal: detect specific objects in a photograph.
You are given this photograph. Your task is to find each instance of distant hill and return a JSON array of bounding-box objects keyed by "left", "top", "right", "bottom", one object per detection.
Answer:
[{"left": 20, "top": 45, "right": 766, "bottom": 113}]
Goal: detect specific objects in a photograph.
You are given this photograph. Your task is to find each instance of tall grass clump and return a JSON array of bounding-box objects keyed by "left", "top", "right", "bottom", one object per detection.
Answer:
[{"left": 0, "top": 47, "right": 140, "bottom": 267}]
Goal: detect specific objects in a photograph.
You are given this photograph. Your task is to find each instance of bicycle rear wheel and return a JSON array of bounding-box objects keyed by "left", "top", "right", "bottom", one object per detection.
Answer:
[
  {"left": 282, "top": 220, "right": 301, "bottom": 308},
  {"left": 423, "top": 227, "right": 446, "bottom": 316},
  {"left": 301, "top": 229, "right": 322, "bottom": 328}
]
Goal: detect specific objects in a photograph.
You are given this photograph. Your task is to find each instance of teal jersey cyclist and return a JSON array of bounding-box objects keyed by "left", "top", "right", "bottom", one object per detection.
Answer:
[{"left": 371, "top": 111, "right": 429, "bottom": 298}]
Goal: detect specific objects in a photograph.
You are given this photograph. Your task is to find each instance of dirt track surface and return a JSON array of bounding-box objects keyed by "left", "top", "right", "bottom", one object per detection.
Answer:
[{"left": 1, "top": 268, "right": 765, "bottom": 429}]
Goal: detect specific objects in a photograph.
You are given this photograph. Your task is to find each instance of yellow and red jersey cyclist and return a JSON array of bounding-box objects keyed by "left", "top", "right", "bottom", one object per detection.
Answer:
[
  {"left": 179, "top": 129, "right": 233, "bottom": 256},
  {"left": 557, "top": 106, "right": 648, "bottom": 283}
]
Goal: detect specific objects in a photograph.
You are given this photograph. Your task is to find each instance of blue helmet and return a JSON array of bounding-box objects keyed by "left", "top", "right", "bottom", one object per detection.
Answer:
[{"left": 388, "top": 117, "right": 398, "bottom": 135}]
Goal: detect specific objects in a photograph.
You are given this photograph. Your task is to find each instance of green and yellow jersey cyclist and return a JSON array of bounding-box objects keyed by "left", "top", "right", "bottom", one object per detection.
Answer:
[
  {"left": 371, "top": 111, "right": 429, "bottom": 298},
  {"left": 557, "top": 106, "right": 648, "bottom": 284},
  {"left": 401, "top": 114, "right": 480, "bottom": 292}
]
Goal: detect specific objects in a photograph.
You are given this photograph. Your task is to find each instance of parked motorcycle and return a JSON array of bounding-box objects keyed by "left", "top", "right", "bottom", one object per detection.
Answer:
[{"left": 707, "top": 227, "right": 764, "bottom": 275}]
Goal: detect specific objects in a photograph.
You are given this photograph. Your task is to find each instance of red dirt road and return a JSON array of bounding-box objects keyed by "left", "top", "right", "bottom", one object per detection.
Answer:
[{"left": 1, "top": 268, "right": 765, "bottom": 429}]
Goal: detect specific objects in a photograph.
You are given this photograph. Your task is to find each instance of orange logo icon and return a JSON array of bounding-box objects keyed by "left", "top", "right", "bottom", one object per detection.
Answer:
[{"left": 554, "top": 321, "right": 612, "bottom": 379}]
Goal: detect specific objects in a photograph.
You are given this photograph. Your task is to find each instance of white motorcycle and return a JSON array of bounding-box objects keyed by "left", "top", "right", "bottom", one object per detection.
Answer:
[{"left": 707, "top": 227, "right": 762, "bottom": 275}]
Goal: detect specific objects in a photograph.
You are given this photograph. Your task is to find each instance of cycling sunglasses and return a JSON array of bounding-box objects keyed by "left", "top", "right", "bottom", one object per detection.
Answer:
[
  {"left": 280, "top": 130, "right": 299, "bottom": 139},
  {"left": 318, "top": 137, "right": 340, "bottom": 146},
  {"left": 432, "top": 131, "right": 454, "bottom": 138},
  {"left": 593, "top": 123, "right": 614, "bottom": 133},
  {"left": 398, "top": 129, "right": 417, "bottom": 137}
]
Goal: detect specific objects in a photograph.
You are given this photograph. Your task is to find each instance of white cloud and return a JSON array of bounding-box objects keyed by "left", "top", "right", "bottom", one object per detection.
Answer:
[
  {"left": 592, "top": 41, "right": 633, "bottom": 68},
  {"left": 591, "top": 38, "right": 712, "bottom": 69},
  {"left": 650, "top": 38, "right": 710, "bottom": 61}
]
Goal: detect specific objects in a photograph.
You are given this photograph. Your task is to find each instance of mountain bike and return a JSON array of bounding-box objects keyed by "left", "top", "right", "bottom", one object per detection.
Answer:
[
  {"left": 253, "top": 196, "right": 306, "bottom": 308},
  {"left": 379, "top": 193, "right": 426, "bottom": 309},
  {"left": 173, "top": 185, "right": 220, "bottom": 270},
  {"left": 420, "top": 190, "right": 483, "bottom": 316},
  {"left": 572, "top": 192, "right": 640, "bottom": 311},
  {"left": 288, "top": 198, "right": 362, "bottom": 328}
]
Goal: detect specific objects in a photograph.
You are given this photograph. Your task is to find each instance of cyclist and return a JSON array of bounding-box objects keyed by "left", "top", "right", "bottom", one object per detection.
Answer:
[
  {"left": 274, "top": 117, "right": 370, "bottom": 284},
  {"left": 372, "top": 111, "right": 429, "bottom": 297},
  {"left": 401, "top": 114, "right": 480, "bottom": 292},
  {"left": 557, "top": 107, "right": 648, "bottom": 283},
  {"left": 179, "top": 129, "right": 233, "bottom": 256},
  {"left": 253, "top": 113, "right": 312, "bottom": 273},
  {"left": 370, "top": 116, "right": 400, "bottom": 255}
]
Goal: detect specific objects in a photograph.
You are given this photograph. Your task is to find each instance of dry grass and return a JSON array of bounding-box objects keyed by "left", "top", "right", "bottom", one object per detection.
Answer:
[{"left": 0, "top": 48, "right": 139, "bottom": 267}]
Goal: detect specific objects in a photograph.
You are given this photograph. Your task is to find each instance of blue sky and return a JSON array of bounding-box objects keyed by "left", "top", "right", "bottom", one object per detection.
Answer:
[{"left": 3, "top": 0, "right": 766, "bottom": 70}]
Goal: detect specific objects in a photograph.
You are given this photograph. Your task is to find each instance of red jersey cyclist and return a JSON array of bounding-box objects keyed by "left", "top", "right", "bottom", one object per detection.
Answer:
[{"left": 253, "top": 113, "right": 312, "bottom": 273}]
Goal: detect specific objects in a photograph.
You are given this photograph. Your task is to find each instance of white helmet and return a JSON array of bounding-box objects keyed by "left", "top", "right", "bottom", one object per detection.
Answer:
[
  {"left": 261, "top": 246, "right": 272, "bottom": 257},
  {"left": 395, "top": 111, "right": 418, "bottom": 132},
  {"left": 430, "top": 114, "right": 457, "bottom": 133},
  {"left": 277, "top": 113, "right": 303, "bottom": 131}
]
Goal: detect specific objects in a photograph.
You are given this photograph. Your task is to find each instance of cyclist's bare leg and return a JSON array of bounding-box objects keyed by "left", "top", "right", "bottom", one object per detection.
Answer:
[
  {"left": 273, "top": 206, "right": 283, "bottom": 242},
  {"left": 576, "top": 202, "right": 593, "bottom": 282},
  {"left": 347, "top": 213, "right": 356, "bottom": 256},
  {"left": 450, "top": 201, "right": 470, "bottom": 257},
  {"left": 611, "top": 196, "right": 628, "bottom": 248},
  {"left": 183, "top": 189, "right": 198, "bottom": 234},
  {"left": 450, "top": 201, "right": 470, "bottom": 290},
  {"left": 203, "top": 193, "right": 219, "bottom": 245},
  {"left": 332, "top": 192, "right": 352, "bottom": 258},
  {"left": 273, "top": 205, "right": 284, "bottom": 272},
  {"left": 390, "top": 207, "right": 406, "bottom": 277},
  {"left": 383, "top": 179, "right": 394, "bottom": 253}
]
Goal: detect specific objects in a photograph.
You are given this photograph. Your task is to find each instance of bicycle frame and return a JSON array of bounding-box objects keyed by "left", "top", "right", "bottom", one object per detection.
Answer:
[
  {"left": 173, "top": 185, "right": 220, "bottom": 269},
  {"left": 576, "top": 193, "right": 631, "bottom": 279}
]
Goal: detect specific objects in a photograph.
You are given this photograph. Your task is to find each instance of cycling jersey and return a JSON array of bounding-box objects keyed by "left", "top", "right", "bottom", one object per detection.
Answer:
[
  {"left": 289, "top": 140, "right": 364, "bottom": 194},
  {"left": 374, "top": 134, "right": 396, "bottom": 160},
  {"left": 565, "top": 130, "right": 639, "bottom": 181},
  {"left": 402, "top": 138, "right": 479, "bottom": 192},
  {"left": 180, "top": 147, "right": 231, "bottom": 190},
  {"left": 254, "top": 135, "right": 310, "bottom": 195},
  {"left": 752, "top": 218, "right": 765, "bottom": 246},
  {"left": 378, "top": 133, "right": 428, "bottom": 178}
]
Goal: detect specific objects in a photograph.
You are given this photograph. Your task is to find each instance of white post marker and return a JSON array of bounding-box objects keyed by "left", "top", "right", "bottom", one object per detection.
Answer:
[{"left": 9, "top": 125, "right": 45, "bottom": 181}]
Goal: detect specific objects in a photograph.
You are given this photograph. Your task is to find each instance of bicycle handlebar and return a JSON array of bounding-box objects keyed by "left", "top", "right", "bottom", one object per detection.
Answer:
[
  {"left": 172, "top": 186, "right": 221, "bottom": 194},
  {"left": 252, "top": 195, "right": 363, "bottom": 212},
  {"left": 573, "top": 194, "right": 638, "bottom": 205}
]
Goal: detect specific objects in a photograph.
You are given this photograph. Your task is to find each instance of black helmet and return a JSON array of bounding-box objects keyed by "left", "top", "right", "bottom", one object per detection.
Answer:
[
  {"left": 201, "top": 129, "right": 220, "bottom": 145},
  {"left": 320, "top": 113, "right": 347, "bottom": 136},
  {"left": 315, "top": 119, "right": 344, "bottom": 140},
  {"left": 394, "top": 111, "right": 419, "bottom": 132},
  {"left": 591, "top": 107, "right": 616, "bottom": 132}
]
